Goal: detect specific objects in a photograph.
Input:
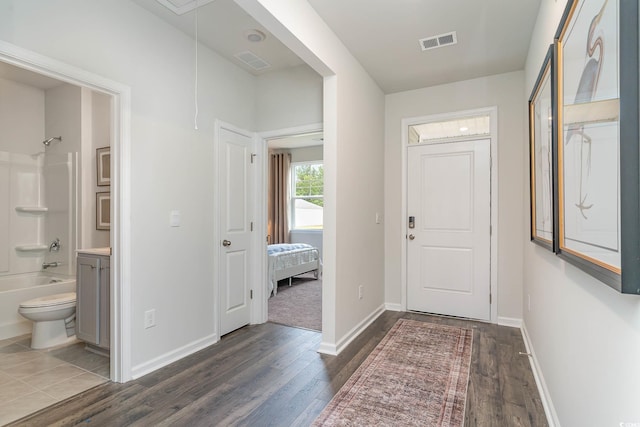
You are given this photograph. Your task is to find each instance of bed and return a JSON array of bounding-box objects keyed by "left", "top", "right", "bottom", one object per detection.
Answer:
[{"left": 268, "top": 243, "right": 321, "bottom": 296}]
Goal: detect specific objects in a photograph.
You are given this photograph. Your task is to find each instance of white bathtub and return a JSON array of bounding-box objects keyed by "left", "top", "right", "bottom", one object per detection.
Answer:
[{"left": 0, "top": 273, "right": 76, "bottom": 340}]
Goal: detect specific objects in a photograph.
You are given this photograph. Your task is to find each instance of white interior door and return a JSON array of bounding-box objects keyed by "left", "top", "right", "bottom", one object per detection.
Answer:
[
  {"left": 407, "top": 139, "right": 491, "bottom": 320},
  {"left": 219, "top": 126, "right": 254, "bottom": 336}
]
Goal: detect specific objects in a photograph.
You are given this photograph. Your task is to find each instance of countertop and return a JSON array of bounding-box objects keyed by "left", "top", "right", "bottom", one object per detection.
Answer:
[{"left": 77, "top": 247, "right": 111, "bottom": 256}]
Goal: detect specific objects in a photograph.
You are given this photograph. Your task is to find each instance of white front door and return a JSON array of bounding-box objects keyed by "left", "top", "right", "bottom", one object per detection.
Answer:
[
  {"left": 407, "top": 139, "right": 491, "bottom": 320},
  {"left": 219, "top": 126, "right": 254, "bottom": 336}
]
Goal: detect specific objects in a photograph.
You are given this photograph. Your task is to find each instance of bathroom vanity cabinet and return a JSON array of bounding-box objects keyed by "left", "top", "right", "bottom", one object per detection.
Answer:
[{"left": 76, "top": 249, "right": 110, "bottom": 351}]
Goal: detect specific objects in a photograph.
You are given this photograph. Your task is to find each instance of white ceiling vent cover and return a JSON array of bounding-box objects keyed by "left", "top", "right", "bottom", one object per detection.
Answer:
[
  {"left": 419, "top": 31, "right": 458, "bottom": 51},
  {"left": 234, "top": 51, "right": 271, "bottom": 71},
  {"left": 156, "top": 0, "right": 215, "bottom": 15}
]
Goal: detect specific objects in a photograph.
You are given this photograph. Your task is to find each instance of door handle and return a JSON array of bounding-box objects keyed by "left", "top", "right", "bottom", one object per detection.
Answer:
[
  {"left": 222, "top": 240, "right": 232, "bottom": 247},
  {"left": 408, "top": 234, "right": 415, "bottom": 240}
]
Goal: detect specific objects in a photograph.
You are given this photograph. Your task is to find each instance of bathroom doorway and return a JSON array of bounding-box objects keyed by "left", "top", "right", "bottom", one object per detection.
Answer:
[{"left": 0, "top": 60, "right": 115, "bottom": 424}]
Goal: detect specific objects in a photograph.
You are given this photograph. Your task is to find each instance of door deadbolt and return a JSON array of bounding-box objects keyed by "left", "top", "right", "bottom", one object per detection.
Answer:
[{"left": 222, "top": 240, "right": 231, "bottom": 247}]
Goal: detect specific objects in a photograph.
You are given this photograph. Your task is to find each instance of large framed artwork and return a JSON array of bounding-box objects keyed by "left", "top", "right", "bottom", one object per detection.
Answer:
[
  {"left": 555, "top": 0, "right": 639, "bottom": 293},
  {"left": 529, "top": 44, "right": 556, "bottom": 252}
]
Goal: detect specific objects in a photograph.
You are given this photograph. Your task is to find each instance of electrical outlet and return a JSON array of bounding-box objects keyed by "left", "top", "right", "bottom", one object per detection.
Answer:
[
  {"left": 358, "top": 285, "right": 363, "bottom": 300},
  {"left": 144, "top": 309, "right": 156, "bottom": 329},
  {"left": 527, "top": 294, "right": 531, "bottom": 312}
]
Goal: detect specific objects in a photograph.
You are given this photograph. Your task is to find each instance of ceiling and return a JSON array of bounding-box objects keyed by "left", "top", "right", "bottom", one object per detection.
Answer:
[
  {"left": 135, "top": 0, "right": 541, "bottom": 93},
  {"left": 132, "top": 0, "right": 305, "bottom": 75},
  {"left": 306, "top": 0, "right": 541, "bottom": 93}
]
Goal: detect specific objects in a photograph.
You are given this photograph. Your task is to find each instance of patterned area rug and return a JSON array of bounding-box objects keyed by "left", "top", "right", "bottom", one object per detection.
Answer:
[{"left": 313, "top": 319, "right": 473, "bottom": 426}]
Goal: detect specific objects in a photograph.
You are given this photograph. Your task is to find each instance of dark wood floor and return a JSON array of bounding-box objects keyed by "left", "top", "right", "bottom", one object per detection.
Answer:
[{"left": 9, "top": 311, "right": 547, "bottom": 427}]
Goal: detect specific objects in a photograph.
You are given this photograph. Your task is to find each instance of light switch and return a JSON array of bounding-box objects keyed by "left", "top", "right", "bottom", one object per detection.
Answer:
[
  {"left": 170, "top": 210, "right": 181, "bottom": 227},
  {"left": 375, "top": 213, "right": 382, "bottom": 224}
]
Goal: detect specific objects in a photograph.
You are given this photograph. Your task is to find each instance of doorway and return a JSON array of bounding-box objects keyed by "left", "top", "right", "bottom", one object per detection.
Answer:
[
  {"left": 0, "top": 42, "right": 131, "bottom": 386},
  {"left": 402, "top": 108, "right": 498, "bottom": 322},
  {"left": 0, "top": 53, "right": 126, "bottom": 423},
  {"left": 407, "top": 139, "right": 491, "bottom": 320},
  {"left": 260, "top": 126, "right": 324, "bottom": 332}
]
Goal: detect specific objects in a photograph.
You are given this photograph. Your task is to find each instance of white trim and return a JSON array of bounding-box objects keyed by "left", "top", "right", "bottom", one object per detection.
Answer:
[
  {"left": 400, "top": 106, "right": 499, "bottom": 323},
  {"left": 0, "top": 41, "right": 132, "bottom": 382},
  {"left": 318, "top": 304, "right": 385, "bottom": 356},
  {"left": 385, "top": 303, "right": 403, "bottom": 312},
  {"left": 521, "top": 322, "right": 561, "bottom": 427},
  {"left": 260, "top": 123, "right": 324, "bottom": 141},
  {"left": 112, "top": 83, "right": 133, "bottom": 384},
  {"left": 497, "top": 316, "right": 523, "bottom": 328},
  {"left": 214, "top": 120, "right": 257, "bottom": 337},
  {"left": 256, "top": 123, "right": 324, "bottom": 326},
  {"left": 131, "top": 334, "right": 218, "bottom": 380}
]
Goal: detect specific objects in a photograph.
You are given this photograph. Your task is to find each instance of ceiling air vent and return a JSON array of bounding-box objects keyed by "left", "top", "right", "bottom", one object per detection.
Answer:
[
  {"left": 234, "top": 51, "right": 271, "bottom": 71},
  {"left": 419, "top": 31, "right": 458, "bottom": 51},
  {"left": 156, "top": 0, "right": 215, "bottom": 15}
]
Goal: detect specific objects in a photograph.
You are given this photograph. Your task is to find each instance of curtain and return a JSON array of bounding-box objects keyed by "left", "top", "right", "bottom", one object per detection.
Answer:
[{"left": 268, "top": 152, "right": 290, "bottom": 244}]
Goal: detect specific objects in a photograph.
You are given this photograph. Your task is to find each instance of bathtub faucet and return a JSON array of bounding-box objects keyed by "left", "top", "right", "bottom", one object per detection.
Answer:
[
  {"left": 42, "top": 261, "right": 61, "bottom": 269},
  {"left": 49, "top": 238, "right": 61, "bottom": 252}
]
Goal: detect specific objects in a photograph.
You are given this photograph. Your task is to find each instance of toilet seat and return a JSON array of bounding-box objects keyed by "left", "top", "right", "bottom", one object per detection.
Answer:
[{"left": 19, "top": 292, "right": 76, "bottom": 309}]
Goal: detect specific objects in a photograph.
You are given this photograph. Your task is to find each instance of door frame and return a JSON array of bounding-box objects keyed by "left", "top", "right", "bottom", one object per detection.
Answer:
[
  {"left": 255, "top": 123, "right": 323, "bottom": 325},
  {"left": 214, "top": 120, "right": 259, "bottom": 335},
  {"left": 400, "top": 106, "right": 498, "bottom": 323},
  {"left": 0, "top": 41, "right": 132, "bottom": 381}
]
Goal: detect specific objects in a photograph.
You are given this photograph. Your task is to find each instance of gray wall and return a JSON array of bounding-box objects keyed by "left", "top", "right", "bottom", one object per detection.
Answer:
[
  {"left": 385, "top": 71, "right": 526, "bottom": 321},
  {"left": 0, "top": 0, "right": 257, "bottom": 373},
  {"left": 521, "top": 0, "right": 640, "bottom": 425}
]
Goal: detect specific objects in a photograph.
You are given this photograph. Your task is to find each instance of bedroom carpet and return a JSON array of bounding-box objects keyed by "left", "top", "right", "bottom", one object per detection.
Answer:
[
  {"left": 312, "top": 318, "right": 473, "bottom": 427},
  {"left": 268, "top": 274, "right": 322, "bottom": 331}
]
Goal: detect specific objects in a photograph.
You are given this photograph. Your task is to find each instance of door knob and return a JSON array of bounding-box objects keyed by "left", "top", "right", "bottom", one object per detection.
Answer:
[
  {"left": 222, "top": 240, "right": 231, "bottom": 247},
  {"left": 408, "top": 234, "right": 415, "bottom": 240}
]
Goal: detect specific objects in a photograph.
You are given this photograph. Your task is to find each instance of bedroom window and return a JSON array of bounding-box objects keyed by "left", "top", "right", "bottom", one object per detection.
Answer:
[{"left": 291, "top": 162, "right": 323, "bottom": 230}]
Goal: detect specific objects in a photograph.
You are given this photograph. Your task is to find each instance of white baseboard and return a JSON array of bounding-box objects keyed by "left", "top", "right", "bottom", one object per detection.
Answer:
[
  {"left": 384, "top": 303, "right": 403, "bottom": 312},
  {"left": 497, "top": 316, "right": 522, "bottom": 328},
  {"left": 318, "top": 304, "right": 386, "bottom": 356},
  {"left": 521, "top": 323, "right": 561, "bottom": 427},
  {"left": 0, "top": 320, "right": 32, "bottom": 341},
  {"left": 131, "top": 333, "right": 218, "bottom": 379},
  {"left": 316, "top": 341, "right": 337, "bottom": 355}
]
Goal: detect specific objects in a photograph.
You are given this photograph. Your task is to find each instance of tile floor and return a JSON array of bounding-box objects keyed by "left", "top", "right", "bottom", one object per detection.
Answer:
[{"left": 0, "top": 335, "right": 109, "bottom": 426}]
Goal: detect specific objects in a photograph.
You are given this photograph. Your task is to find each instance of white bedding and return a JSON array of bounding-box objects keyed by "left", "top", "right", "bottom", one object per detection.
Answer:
[{"left": 268, "top": 244, "right": 321, "bottom": 296}]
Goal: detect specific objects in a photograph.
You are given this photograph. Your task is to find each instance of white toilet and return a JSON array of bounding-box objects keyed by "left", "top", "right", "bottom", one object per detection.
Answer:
[{"left": 18, "top": 292, "right": 77, "bottom": 349}]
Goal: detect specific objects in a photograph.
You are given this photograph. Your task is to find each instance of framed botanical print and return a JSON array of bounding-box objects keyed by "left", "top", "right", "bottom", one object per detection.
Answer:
[
  {"left": 97, "top": 147, "right": 110, "bottom": 187},
  {"left": 555, "top": 0, "right": 640, "bottom": 293},
  {"left": 96, "top": 192, "right": 110, "bottom": 231},
  {"left": 529, "top": 44, "right": 556, "bottom": 252}
]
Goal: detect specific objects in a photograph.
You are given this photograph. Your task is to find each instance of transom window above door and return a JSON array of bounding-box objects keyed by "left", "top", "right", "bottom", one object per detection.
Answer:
[{"left": 409, "top": 114, "right": 490, "bottom": 144}]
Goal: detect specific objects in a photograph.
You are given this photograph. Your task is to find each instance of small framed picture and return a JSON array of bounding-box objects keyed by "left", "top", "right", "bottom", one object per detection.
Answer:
[
  {"left": 97, "top": 147, "right": 111, "bottom": 186},
  {"left": 96, "top": 192, "right": 110, "bottom": 231}
]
